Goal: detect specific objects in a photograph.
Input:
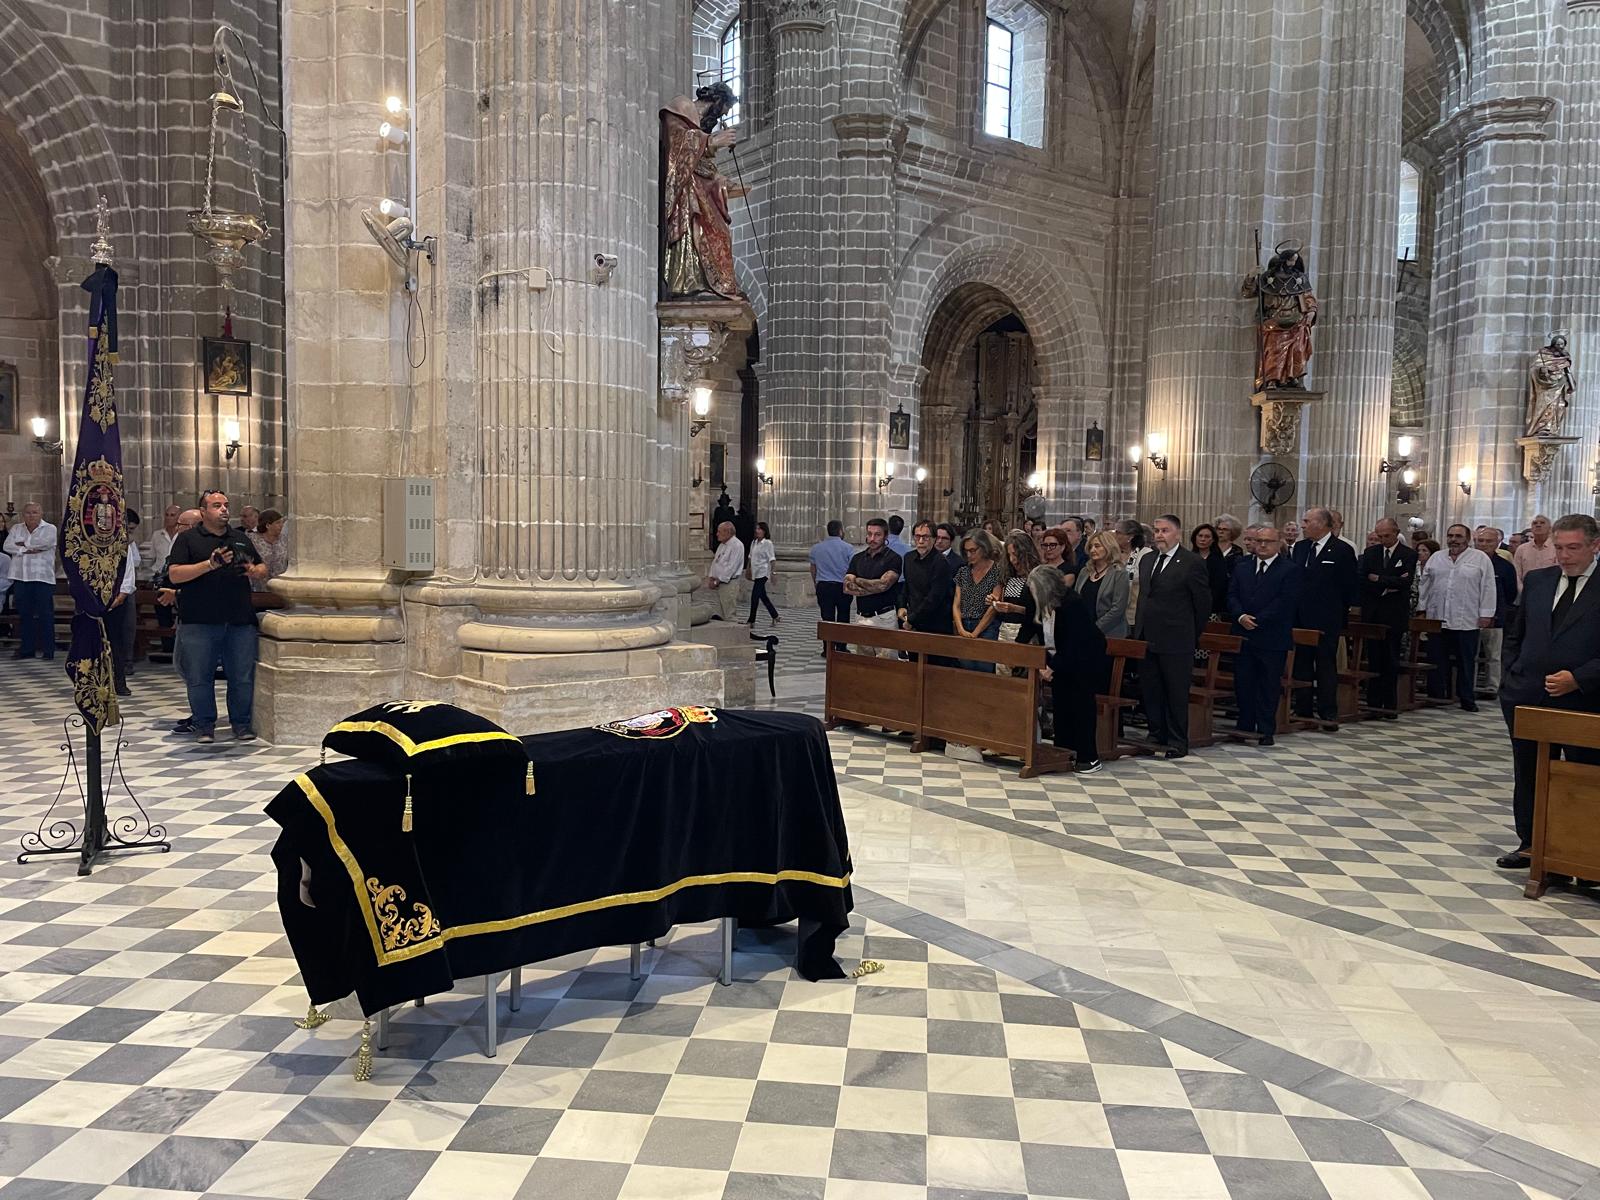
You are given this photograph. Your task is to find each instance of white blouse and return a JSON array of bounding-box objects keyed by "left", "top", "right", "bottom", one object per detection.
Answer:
[{"left": 749, "top": 538, "right": 776, "bottom": 581}]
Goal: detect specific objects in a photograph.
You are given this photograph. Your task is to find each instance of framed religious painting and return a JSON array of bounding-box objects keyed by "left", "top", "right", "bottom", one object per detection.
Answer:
[
  {"left": 0, "top": 362, "right": 17, "bottom": 435},
  {"left": 202, "top": 337, "right": 252, "bottom": 396},
  {"left": 1085, "top": 421, "right": 1104, "bottom": 461},
  {"left": 887, "top": 403, "right": 911, "bottom": 451}
]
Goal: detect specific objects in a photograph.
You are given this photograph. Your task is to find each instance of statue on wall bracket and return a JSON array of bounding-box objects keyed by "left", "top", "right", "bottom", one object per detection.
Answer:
[
  {"left": 1242, "top": 240, "right": 1317, "bottom": 390},
  {"left": 1519, "top": 331, "right": 1582, "bottom": 483},
  {"left": 660, "top": 83, "right": 746, "bottom": 303}
]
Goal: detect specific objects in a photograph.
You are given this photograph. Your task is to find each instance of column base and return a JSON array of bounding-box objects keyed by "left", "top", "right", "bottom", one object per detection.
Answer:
[
  {"left": 688, "top": 620, "right": 760, "bottom": 707},
  {"left": 255, "top": 635, "right": 410, "bottom": 746}
]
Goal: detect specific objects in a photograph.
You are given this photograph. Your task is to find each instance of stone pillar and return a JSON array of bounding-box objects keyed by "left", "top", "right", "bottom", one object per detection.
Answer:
[
  {"left": 255, "top": 0, "right": 408, "bottom": 744},
  {"left": 1301, "top": 0, "right": 1404, "bottom": 528},
  {"left": 760, "top": 0, "right": 833, "bottom": 553},
  {"left": 1423, "top": 96, "right": 1560, "bottom": 532},
  {"left": 1142, "top": 0, "right": 1256, "bottom": 523},
  {"left": 1550, "top": 0, "right": 1600, "bottom": 514}
]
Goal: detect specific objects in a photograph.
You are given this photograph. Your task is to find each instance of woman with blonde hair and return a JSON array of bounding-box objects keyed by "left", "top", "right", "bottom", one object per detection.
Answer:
[{"left": 1075, "top": 531, "right": 1129, "bottom": 638}]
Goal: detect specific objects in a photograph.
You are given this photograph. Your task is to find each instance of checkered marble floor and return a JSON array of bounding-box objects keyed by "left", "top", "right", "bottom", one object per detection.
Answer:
[{"left": 0, "top": 653, "right": 1591, "bottom": 1199}]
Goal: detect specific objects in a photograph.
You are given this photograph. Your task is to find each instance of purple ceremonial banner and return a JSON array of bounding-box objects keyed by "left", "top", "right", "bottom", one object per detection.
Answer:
[{"left": 57, "top": 263, "right": 126, "bottom": 735}]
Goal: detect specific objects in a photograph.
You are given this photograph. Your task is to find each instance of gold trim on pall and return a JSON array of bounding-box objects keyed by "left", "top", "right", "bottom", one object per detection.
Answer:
[
  {"left": 326, "top": 720, "right": 521, "bottom": 757},
  {"left": 293, "top": 773, "right": 851, "bottom": 968}
]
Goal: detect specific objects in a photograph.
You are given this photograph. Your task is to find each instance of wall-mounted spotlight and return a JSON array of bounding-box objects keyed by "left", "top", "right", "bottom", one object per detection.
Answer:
[
  {"left": 1397, "top": 467, "right": 1419, "bottom": 505},
  {"left": 914, "top": 466, "right": 928, "bottom": 484},
  {"left": 223, "top": 417, "right": 242, "bottom": 462},
  {"left": 1380, "top": 434, "right": 1415, "bottom": 476},
  {"left": 378, "top": 120, "right": 409, "bottom": 146},
  {"left": 385, "top": 95, "right": 407, "bottom": 117},
  {"left": 1020, "top": 469, "right": 1044, "bottom": 498},
  {"left": 878, "top": 461, "right": 897, "bottom": 490},
  {"left": 754, "top": 458, "right": 774, "bottom": 487},
  {"left": 30, "top": 416, "right": 62, "bottom": 455},
  {"left": 690, "top": 385, "right": 712, "bottom": 438},
  {"left": 378, "top": 197, "right": 410, "bottom": 221},
  {"left": 1456, "top": 467, "right": 1473, "bottom": 496}
]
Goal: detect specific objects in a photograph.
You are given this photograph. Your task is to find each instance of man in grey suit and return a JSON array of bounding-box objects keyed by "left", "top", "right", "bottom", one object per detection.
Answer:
[
  {"left": 1133, "top": 514, "right": 1213, "bottom": 759},
  {"left": 1495, "top": 513, "right": 1600, "bottom": 869}
]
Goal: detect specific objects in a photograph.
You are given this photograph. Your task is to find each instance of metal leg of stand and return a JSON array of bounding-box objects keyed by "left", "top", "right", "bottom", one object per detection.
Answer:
[
  {"left": 509, "top": 967, "right": 522, "bottom": 1012},
  {"left": 376, "top": 1008, "right": 390, "bottom": 1050},
  {"left": 484, "top": 974, "right": 498, "bottom": 1058},
  {"left": 630, "top": 943, "right": 642, "bottom": 981},
  {"left": 414, "top": 997, "right": 424, "bottom": 1007},
  {"left": 719, "top": 917, "right": 735, "bottom": 986}
]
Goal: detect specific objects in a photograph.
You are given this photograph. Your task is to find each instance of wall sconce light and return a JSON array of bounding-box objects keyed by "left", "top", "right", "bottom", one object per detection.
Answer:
[
  {"left": 1380, "top": 434, "right": 1414, "bottom": 476},
  {"left": 223, "top": 417, "right": 242, "bottom": 461},
  {"left": 914, "top": 466, "right": 928, "bottom": 484},
  {"left": 754, "top": 457, "right": 774, "bottom": 487},
  {"left": 1456, "top": 467, "right": 1473, "bottom": 496},
  {"left": 690, "top": 385, "right": 712, "bottom": 438},
  {"left": 1146, "top": 433, "right": 1168, "bottom": 473},
  {"left": 691, "top": 470, "right": 703, "bottom": 489},
  {"left": 1020, "top": 469, "right": 1044, "bottom": 498},
  {"left": 30, "top": 416, "right": 62, "bottom": 455},
  {"left": 1396, "top": 467, "right": 1419, "bottom": 505},
  {"left": 878, "top": 460, "right": 897, "bottom": 489}
]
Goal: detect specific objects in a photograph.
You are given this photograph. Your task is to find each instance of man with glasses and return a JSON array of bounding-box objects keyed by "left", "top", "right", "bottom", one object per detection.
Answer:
[
  {"left": 934, "top": 523, "right": 962, "bottom": 570},
  {"left": 899, "top": 519, "right": 954, "bottom": 638}
]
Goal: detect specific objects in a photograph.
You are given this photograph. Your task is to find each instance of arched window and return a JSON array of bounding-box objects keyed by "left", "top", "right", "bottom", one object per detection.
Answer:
[
  {"left": 719, "top": 19, "right": 742, "bottom": 126},
  {"left": 984, "top": 20, "right": 1014, "bottom": 138},
  {"left": 1397, "top": 160, "right": 1420, "bottom": 261}
]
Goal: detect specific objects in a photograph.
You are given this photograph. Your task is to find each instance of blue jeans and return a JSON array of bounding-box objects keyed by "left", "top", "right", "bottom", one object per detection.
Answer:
[
  {"left": 178, "top": 622, "right": 258, "bottom": 732},
  {"left": 957, "top": 623, "right": 1001, "bottom": 671},
  {"left": 13, "top": 580, "right": 54, "bottom": 657}
]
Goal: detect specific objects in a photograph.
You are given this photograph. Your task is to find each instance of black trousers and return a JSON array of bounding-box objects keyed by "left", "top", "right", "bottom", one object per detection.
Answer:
[
  {"left": 1503, "top": 698, "right": 1600, "bottom": 848},
  {"left": 1365, "top": 622, "right": 1403, "bottom": 712},
  {"left": 1430, "top": 628, "right": 1479, "bottom": 706},
  {"left": 747, "top": 577, "right": 778, "bottom": 623},
  {"left": 815, "top": 581, "right": 850, "bottom": 649},
  {"left": 107, "top": 597, "right": 137, "bottom": 692},
  {"left": 156, "top": 601, "right": 176, "bottom": 652},
  {"left": 1141, "top": 650, "right": 1192, "bottom": 753},
  {"left": 1048, "top": 654, "right": 1102, "bottom": 765},
  {"left": 1234, "top": 645, "right": 1282, "bottom": 738},
  {"left": 1293, "top": 629, "right": 1340, "bottom": 720}
]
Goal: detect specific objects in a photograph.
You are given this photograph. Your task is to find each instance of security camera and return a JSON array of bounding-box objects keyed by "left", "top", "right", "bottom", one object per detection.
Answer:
[{"left": 591, "top": 253, "right": 618, "bottom": 284}]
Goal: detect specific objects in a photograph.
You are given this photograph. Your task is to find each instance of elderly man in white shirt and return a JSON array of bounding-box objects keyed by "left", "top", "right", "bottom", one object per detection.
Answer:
[
  {"left": 4, "top": 502, "right": 58, "bottom": 659},
  {"left": 1419, "top": 522, "right": 1497, "bottom": 711},
  {"left": 705, "top": 520, "right": 745, "bottom": 622}
]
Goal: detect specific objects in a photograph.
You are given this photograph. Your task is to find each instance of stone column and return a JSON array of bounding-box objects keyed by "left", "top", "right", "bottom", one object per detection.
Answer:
[
  {"left": 1301, "top": 0, "right": 1404, "bottom": 528},
  {"left": 255, "top": 0, "right": 408, "bottom": 744},
  {"left": 1549, "top": 0, "right": 1600, "bottom": 514},
  {"left": 1142, "top": 0, "right": 1256, "bottom": 523},
  {"left": 760, "top": 0, "right": 833, "bottom": 554}
]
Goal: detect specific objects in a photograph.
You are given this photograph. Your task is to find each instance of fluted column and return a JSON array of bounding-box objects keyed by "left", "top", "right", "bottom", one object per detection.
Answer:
[
  {"left": 1548, "top": 0, "right": 1600, "bottom": 514},
  {"left": 1303, "top": 0, "right": 1403, "bottom": 528},
  {"left": 459, "top": 0, "right": 670, "bottom": 654},
  {"left": 761, "top": 0, "right": 832, "bottom": 549},
  {"left": 1143, "top": 0, "right": 1255, "bottom": 523}
]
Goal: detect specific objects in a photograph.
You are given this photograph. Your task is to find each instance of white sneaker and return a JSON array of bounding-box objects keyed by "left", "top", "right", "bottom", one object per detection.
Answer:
[
  {"left": 943, "top": 742, "right": 983, "bottom": 763},
  {"left": 1076, "top": 759, "right": 1104, "bottom": 774}
]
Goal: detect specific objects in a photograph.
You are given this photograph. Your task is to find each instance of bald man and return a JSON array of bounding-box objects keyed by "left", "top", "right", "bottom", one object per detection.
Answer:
[{"left": 706, "top": 520, "right": 745, "bottom": 622}]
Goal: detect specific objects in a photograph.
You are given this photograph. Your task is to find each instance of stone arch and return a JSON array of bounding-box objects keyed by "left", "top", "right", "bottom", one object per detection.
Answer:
[
  {"left": 691, "top": 0, "right": 742, "bottom": 83},
  {"left": 0, "top": 2, "right": 132, "bottom": 251}
]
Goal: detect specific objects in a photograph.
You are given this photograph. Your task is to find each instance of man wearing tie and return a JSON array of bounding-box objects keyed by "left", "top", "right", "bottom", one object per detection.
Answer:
[
  {"left": 1133, "top": 513, "right": 1212, "bottom": 759},
  {"left": 1358, "top": 517, "right": 1418, "bottom": 718},
  {"left": 1494, "top": 513, "right": 1600, "bottom": 869},
  {"left": 1228, "top": 524, "right": 1302, "bottom": 745},
  {"left": 1291, "top": 506, "right": 1359, "bottom": 725}
]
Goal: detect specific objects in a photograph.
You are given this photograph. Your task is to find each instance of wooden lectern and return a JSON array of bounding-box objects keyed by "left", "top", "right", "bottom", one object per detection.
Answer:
[{"left": 1515, "top": 706, "right": 1600, "bottom": 899}]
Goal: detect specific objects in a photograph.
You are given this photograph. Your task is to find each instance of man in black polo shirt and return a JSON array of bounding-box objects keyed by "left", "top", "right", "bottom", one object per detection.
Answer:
[
  {"left": 166, "top": 489, "right": 267, "bottom": 743},
  {"left": 844, "top": 518, "right": 901, "bottom": 658},
  {"left": 899, "top": 518, "right": 953, "bottom": 637}
]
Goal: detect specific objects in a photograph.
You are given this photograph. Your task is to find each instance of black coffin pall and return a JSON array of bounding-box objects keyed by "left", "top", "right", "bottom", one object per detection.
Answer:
[{"left": 266, "top": 708, "right": 854, "bottom": 1015}]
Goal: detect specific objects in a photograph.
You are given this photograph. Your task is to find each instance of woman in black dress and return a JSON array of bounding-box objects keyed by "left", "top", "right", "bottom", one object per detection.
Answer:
[{"left": 1027, "top": 563, "right": 1108, "bottom": 773}]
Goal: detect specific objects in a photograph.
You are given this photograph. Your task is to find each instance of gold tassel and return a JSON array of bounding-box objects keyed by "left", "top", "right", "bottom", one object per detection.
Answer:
[
  {"left": 851, "top": 959, "right": 885, "bottom": 979},
  {"left": 319, "top": 747, "right": 326, "bottom": 765},
  {"left": 354, "top": 1019, "right": 374, "bottom": 1081},
  {"left": 525, "top": 762, "right": 535, "bottom": 796},
  {"left": 401, "top": 774, "right": 413, "bottom": 833},
  {"left": 106, "top": 351, "right": 120, "bottom": 364},
  {"left": 295, "top": 1001, "right": 329, "bottom": 1030}
]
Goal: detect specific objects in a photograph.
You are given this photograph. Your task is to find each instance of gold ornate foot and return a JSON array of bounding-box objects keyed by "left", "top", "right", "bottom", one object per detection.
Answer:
[
  {"left": 295, "top": 1001, "right": 329, "bottom": 1030},
  {"left": 851, "top": 959, "right": 885, "bottom": 979},
  {"left": 354, "top": 1019, "right": 374, "bottom": 1081}
]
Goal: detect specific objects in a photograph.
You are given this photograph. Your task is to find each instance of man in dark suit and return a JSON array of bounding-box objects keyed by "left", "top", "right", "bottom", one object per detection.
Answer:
[
  {"left": 1495, "top": 513, "right": 1600, "bottom": 868},
  {"left": 1291, "top": 506, "right": 1359, "bottom": 724},
  {"left": 1133, "top": 513, "right": 1212, "bottom": 758},
  {"left": 1358, "top": 516, "right": 1418, "bottom": 718},
  {"left": 1228, "top": 524, "right": 1302, "bottom": 745}
]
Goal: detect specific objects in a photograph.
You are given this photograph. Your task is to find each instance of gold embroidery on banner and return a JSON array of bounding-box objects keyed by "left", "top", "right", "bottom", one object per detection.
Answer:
[
  {"left": 365, "top": 877, "right": 442, "bottom": 952},
  {"left": 293, "top": 774, "right": 851, "bottom": 968},
  {"left": 87, "top": 321, "right": 117, "bottom": 432},
  {"left": 62, "top": 455, "right": 127, "bottom": 605}
]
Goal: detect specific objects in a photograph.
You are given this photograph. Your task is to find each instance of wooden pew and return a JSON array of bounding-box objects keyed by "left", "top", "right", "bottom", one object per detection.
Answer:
[
  {"left": 1401, "top": 616, "right": 1442, "bottom": 710},
  {"left": 1281, "top": 627, "right": 1335, "bottom": 733},
  {"left": 1516, "top": 707, "right": 1600, "bottom": 899},
  {"left": 1099, "top": 638, "right": 1147, "bottom": 761},
  {"left": 1339, "top": 621, "right": 1385, "bottom": 723},
  {"left": 818, "top": 621, "right": 1074, "bottom": 778},
  {"left": 1189, "top": 632, "right": 1239, "bottom": 749}
]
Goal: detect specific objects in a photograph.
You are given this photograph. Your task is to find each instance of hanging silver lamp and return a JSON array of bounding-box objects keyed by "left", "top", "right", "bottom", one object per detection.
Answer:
[{"left": 188, "top": 27, "right": 269, "bottom": 289}]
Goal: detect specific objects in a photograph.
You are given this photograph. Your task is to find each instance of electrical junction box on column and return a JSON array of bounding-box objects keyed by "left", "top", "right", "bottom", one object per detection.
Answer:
[{"left": 383, "top": 477, "right": 435, "bottom": 572}]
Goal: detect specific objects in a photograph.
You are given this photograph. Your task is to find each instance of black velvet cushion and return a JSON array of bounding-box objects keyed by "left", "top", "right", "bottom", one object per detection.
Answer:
[{"left": 323, "top": 701, "right": 528, "bottom": 772}]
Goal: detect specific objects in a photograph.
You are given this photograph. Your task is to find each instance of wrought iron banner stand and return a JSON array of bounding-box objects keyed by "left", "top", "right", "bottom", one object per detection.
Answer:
[{"left": 19, "top": 715, "right": 170, "bottom": 876}]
